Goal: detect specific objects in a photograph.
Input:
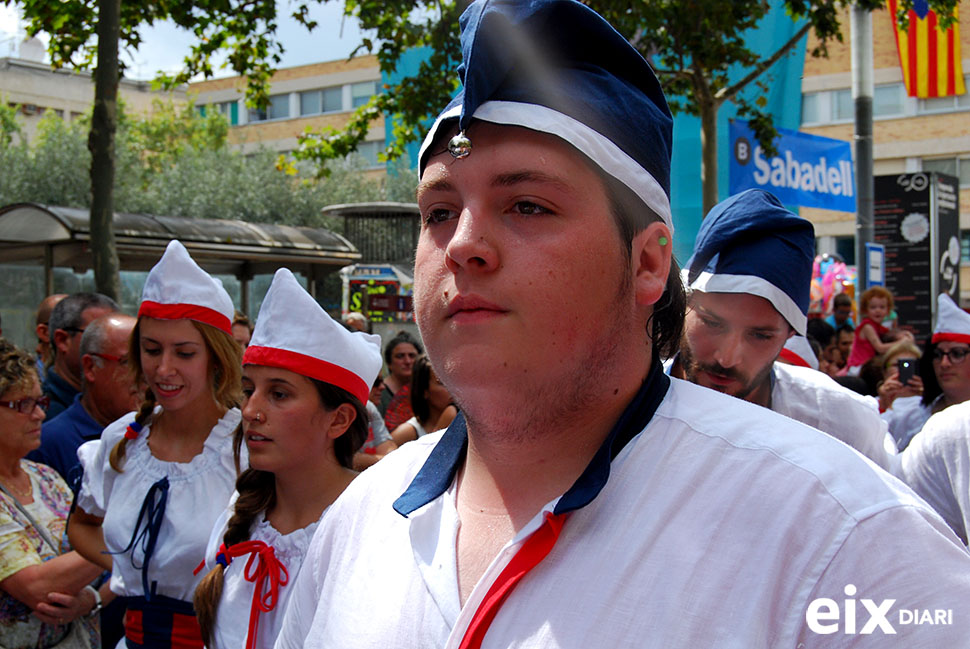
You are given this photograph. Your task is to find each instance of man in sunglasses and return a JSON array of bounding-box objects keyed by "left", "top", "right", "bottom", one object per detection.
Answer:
[{"left": 42, "top": 292, "right": 118, "bottom": 418}]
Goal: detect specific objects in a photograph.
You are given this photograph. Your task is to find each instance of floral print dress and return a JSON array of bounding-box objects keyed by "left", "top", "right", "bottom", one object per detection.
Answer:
[{"left": 0, "top": 460, "right": 74, "bottom": 649}]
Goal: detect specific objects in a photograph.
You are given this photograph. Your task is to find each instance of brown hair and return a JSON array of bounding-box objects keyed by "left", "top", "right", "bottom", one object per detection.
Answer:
[
  {"left": 232, "top": 311, "right": 253, "bottom": 333},
  {"left": 109, "top": 318, "right": 242, "bottom": 471},
  {"left": 0, "top": 339, "right": 39, "bottom": 399},
  {"left": 194, "top": 379, "right": 367, "bottom": 644},
  {"left": 409, "top": 354, "right": 435, "bottom": 424},
  {"left": 859, "top": 286, "right": 894, "bottom": 317}
]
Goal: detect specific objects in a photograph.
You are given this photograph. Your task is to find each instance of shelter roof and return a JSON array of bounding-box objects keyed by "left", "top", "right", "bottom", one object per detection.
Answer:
[{"left": 0, "top": 202, "right": 360, "bottom": 277}]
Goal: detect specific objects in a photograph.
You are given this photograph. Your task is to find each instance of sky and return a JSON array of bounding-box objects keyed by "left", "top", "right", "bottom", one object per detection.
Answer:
[{"left": 0, "top": 2, "right": 372, "bottom": 81}]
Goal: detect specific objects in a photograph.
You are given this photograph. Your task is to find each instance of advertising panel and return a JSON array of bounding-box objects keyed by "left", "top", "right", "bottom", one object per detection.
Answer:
[
  {"left": 729, "top": 121, "right": 856, "bottom": 212},
  {"left": 873, "top": 172, "right": 960, "bottom": 340}
]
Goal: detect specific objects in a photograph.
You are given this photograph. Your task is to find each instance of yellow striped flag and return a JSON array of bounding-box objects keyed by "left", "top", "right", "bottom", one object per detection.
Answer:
[{"left": 888, "top": 0, "right": 966, "bottom": 98}]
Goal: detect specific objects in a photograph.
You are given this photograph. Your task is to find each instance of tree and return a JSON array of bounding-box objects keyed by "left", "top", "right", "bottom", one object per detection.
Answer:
[
  {"left": 0, "top": 102, "right": 408, "bottom": 224},
  {"left": 88, "top": 0, "right": 122, "bottom": 299},
  {"left": 305, "top": 0, "right": 958, "bottom": 213},
  {"left": 6, "top": 0, "right": 324, "bottom": 298}
]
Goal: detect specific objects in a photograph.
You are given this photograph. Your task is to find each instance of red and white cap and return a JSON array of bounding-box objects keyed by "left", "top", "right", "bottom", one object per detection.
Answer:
[
  {"left": 138, "top": 240, "right": 234, "bottom": 334},
  {"left": 933, "top": 293, "right": 970, "bottom": 345},
  {"left": 243, "top": 268, "right": 382, "bottom": 404},
  {"left": 778, "top": 335, "right": 819, "bottom": 371}
]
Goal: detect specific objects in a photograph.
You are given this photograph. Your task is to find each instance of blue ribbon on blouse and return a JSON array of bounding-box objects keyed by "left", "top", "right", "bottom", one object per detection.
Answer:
[{"left": 112, "top": 476, "right": 169, "bottom": 601}]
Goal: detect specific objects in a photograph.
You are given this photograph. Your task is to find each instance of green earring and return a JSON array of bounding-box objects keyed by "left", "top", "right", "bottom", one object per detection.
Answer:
[{"left": 658, "top": 236, "right": 668, "bottom": 246}]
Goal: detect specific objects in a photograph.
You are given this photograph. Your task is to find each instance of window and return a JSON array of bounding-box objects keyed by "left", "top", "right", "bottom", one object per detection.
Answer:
[
  {"left": 922, "top": 157, "right": 970, "bottom": 185},
  {"left": 835, "top": 236, "right": 856, "bottom": 266},
  {"left": 917, "top": 75, "right": 970, "bottom": 113},
  {"left": 248, "top": 94, "right": 289, "bottom": 122},
  {"left": 300, "top": 87, "right": 344, "bottom": 115},
  {"left": 962, "top": 230, "right": 970, "bottom": 263},
  {"left": 268, "top": 94, "right": 289, "bottom": 120},
  {"left": 205, "top": 101, "right": 239, "bottom": 126},
  {"left": 873, "top": 83, "right": 904, "bottom": 117},
  {"left": 923, "top": 157, "right": 957, "bottom": 176},
  {"left": 801, "top": 92, "right": 821, "bottom": 124},
  {"left": 213, "top": 101, "right": 238, "bottom": 125},
  {"left": 323, "top": 87, "right": 342, "bottom": 112},
  {"left": 833, "top": 89, "right": 853, "bottom": 121},
  {"left": 355, "top": 140, "right": 385, "bottom": 167},
  {"left": 300, "top": 91, "right": 321, "bottom": 115},
  {"left": 351, "top": 81, "right": 378, "bottom": 108},
  {"left": 801, "top": 82, "right": 913, "bottom": 125}
]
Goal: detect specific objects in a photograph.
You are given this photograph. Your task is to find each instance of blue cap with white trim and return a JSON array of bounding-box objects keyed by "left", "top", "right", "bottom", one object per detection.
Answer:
[
  {"left": 685, "top": 189, "right": 815, "bottom": 336},
  {"left": 418, "top": 0, "right": 674, "bottom": 232}
]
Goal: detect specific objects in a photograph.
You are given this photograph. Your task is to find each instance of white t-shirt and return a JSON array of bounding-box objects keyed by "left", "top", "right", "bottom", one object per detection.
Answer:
[
  {"left": 897, "top": 401, "right": 970, "bottom": 544},
  {"left": 76, "top": 407, "right": 243, "bottom": 600},
  {"left": 275, "top": 378, "right": 970, "bottom": 649},
  {"left": 771, "top": 362, "right": 894, "bottom": 469},
  {"left": 202, "top": 492, "right": 321, "bottom": 649},
  {"left": 364, "top": 401, "right": 392, "bottom": 449}
]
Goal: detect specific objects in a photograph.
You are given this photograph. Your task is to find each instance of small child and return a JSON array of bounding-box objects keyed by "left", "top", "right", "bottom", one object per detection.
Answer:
[{"left": 841, "top": 287, "right": 911, "bottom": 375}]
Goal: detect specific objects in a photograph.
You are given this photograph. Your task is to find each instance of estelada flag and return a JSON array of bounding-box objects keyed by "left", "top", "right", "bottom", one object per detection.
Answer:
[{"left": 888, "top": 0, "right": 966, "bottom": 98}]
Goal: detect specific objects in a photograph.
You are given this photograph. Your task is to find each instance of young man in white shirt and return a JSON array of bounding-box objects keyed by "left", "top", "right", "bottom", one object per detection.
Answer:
[{"left": 275, "top": 2, "right": 970, "bottom": 647}]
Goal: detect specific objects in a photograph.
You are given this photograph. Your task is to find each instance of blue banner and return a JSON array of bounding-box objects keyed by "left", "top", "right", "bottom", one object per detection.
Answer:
[{"left": 729, "top": 121, "right": 856, "bottom": 212}]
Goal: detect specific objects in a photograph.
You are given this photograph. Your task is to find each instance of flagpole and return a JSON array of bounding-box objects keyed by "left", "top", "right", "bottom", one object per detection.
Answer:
[{"left": 851, "top": 4, "right": 874, "bottom": 290}]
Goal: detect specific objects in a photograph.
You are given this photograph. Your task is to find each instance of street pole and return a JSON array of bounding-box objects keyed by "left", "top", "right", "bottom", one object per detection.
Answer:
[{"left": 851, "top": 4, "right": 874, "bottom": 290}]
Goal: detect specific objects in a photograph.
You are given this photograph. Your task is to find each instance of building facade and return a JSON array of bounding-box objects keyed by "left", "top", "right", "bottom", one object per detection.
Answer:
[
  {"left": 799, "top": 2, "right": 970, "bottom": 303},
  {"left": 189, "top": 54, "right": 386, "bottom": 174},
  {"left": 0, "top": 39, "right": 185, "bottom": 143}
]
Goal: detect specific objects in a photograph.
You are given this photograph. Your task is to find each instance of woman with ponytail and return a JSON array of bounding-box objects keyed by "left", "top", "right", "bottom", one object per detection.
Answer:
[
  {"left": 193, "top": 268, "right": 380, "bottom": 649},
  {"left": 67, "top": 240, "right": 243, "bottom": 649}
]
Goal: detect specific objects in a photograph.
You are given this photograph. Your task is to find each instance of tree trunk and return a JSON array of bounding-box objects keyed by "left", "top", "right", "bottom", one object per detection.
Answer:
[
  {"left": 699, "top": 99, "right": 718, "bottom": 216},
  {"left": 88, "top": 0, "right": 122, "bottom": 301}
]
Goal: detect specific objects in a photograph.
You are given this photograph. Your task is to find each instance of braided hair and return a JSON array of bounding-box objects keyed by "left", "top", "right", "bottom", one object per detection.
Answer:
[{"left": 194, "top": 379, "right": 367, "bottom": 644}]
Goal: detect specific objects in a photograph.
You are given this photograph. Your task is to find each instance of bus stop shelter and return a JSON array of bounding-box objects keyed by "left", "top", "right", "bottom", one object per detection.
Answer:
[{"left": 0, "top": 203, "right": 361, "bottom": 313}]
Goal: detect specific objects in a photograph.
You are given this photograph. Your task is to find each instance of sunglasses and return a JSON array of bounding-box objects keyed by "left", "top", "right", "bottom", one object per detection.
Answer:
[{"left": 0, "top": 395, "right": 51, "bottom": 414}]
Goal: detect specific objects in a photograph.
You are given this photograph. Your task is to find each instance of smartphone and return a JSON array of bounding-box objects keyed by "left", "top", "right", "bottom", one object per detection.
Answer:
[{"left": 897, "top": 358, "right": 916, "bottom": 385}]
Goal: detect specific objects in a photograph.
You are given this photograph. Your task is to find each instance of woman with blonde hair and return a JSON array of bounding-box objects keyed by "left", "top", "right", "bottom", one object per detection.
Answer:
[
  {"left": 69, "top": 240, "right": 243, "bottom": 648},
  {"left": 193, "top": 268, "right": 380, "bottom": 649},
  {"left": 876, "top": 339, "right": 923, "bottom": 414}
]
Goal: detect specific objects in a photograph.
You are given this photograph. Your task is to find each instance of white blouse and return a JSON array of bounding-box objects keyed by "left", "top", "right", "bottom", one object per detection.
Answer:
[
  {"left": 76, "top": 407, "right": 243, "bottom": 601},
  {"left": 203, "top": 492, "right": 321, "bottom": 649}
]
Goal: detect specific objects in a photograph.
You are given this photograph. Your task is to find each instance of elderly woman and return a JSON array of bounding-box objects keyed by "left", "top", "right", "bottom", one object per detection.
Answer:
[{"left": 0, "top": 339, "right": 106, "bottom": 649}]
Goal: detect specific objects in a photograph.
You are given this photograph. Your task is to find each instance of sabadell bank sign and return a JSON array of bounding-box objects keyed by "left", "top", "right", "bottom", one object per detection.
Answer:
[{"left": 729, "top": 121, "right": 856, "bottom": 213}]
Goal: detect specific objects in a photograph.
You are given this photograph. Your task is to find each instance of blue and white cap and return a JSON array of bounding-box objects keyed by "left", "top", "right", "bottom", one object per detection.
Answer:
[
  {"left": 684, "top": 189, "right": 815, "bottom": 336},
  {"left": 418, "top": 0, "right": 674, "bottom": 232}
]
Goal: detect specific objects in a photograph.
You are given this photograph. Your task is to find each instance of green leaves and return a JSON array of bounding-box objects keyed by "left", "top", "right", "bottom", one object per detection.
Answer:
[
  {"left": 8, "top": 0, "right": 961, "bottom": 185},
  {"left": 0, "top": 101, "right": 413, "bottom": 223}
]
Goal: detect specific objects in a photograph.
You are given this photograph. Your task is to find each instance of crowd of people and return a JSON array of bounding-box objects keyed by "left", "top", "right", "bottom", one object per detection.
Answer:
[{"left": 3, "top": 0, "right": 970, "bottom": 647}]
